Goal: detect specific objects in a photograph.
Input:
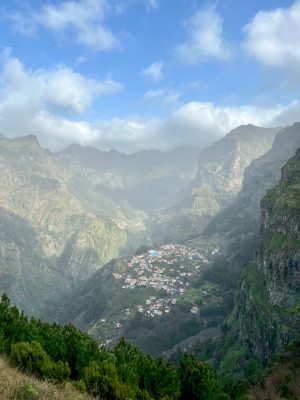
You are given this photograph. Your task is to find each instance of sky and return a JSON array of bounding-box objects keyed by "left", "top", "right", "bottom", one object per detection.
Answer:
[{"left": 0, "top": 0, "right": 299, "bottom": 152}]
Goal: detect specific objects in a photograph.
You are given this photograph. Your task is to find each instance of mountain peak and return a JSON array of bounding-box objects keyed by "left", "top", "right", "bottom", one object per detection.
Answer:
[{"left": 0, "top": 134, "right": 41, "bottom": 150}]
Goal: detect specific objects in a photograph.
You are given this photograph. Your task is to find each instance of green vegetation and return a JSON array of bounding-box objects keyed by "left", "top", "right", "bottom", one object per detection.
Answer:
[
  {"left": 270, "top": 233, "right": 286, "bottom": 251},
  {"left": 0, "top": 357, "right": 93, "bottom": 400},
  {"left": 263, "top": 148, "right": 300, "bottom": 209},
  {"left": 0, "top": 293, "right": 229, "bottom": 400},
  {"left": 247, "top": 338, "right": 300, "bottom": 400},
  {"left": 11, "top": 383, "right": 39, "bottom": 400}
]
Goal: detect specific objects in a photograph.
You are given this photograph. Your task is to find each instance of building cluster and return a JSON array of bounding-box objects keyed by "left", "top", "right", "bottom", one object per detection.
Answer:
[{"left": 112, "top": 244, "right": 219, "bottom": 318}]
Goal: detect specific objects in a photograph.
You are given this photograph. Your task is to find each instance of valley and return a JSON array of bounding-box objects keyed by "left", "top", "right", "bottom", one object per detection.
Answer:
[
  {"left": 1, "top": 2, "right": 300, "bottom": 398},
  {"left": 0, "top": 123, "right": 299, "bottom": 399}
]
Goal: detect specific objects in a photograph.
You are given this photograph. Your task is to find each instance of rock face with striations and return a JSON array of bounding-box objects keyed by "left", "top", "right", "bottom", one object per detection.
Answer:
[
  {"left": 232, "top": 148, "right": 300, "bottom": 361},
  {"left": 192, "top": 124, "right": 279, "bottom": 209},
  {"left": 154, "top": 125, "right": 279, "bottom": 244}
]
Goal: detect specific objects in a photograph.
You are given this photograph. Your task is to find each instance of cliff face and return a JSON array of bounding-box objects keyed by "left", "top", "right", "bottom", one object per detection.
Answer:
[
  {"left": 233, "top": 149, "right": 300, "bottom": 361},
  {"left": 259, "top": 150, "right": 300, "bottom": 304},
  {"left": 193, "top": 124, "right": 279, "bottom": 207},
  {"left": 153, "top": 125, "right": 279, "bottom": 244},
  {"left": 203, "top": 123, "right": 300, "bottom": 285}
]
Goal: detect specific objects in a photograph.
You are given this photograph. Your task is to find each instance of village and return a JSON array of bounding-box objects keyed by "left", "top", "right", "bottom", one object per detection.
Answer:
[{"left": 111, "top": 243, "right": 220, "bottom": 319}]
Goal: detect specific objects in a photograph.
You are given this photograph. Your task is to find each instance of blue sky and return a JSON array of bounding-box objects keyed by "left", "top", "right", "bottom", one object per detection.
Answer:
[{"left": 0, "top": 0, "right": 299, "bottom": 152}]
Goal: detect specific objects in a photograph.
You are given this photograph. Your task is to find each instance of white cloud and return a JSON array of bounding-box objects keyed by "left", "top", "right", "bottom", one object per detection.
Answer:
[
  {"left": 9, "top": 12, "right": 37, "bottom": 37},
  {"left": 0, "top": 52, "right": 299, "bottom": 154},
  {"left": 175, "top": 5, "right": 232, "bottom": 65},
  {"left": 145, "top": 0, "right": 159, "bottom": 10},
  {"left": 143, "top": 89, "right": 165, "bottom": 100},
  {"left": 143, "top": 89, "right": 180, "bottom": 106},
  {"left": 243, "top": 1, "right": 300, "bottom": 69},
  {"left": 34, "top": 0, "right": 119, "bottom": 51},
  {"left": 75, "top": 56, "right": 87, "bottom": 65},
  {"left": 142, "top": 62, "right": 164, "bottom": 83},
  {"left": 46, "top": 100, "right": 299, "bottom": 152},
  {"left": 0, "top": 49, "right": 122, "bottom": 115}
]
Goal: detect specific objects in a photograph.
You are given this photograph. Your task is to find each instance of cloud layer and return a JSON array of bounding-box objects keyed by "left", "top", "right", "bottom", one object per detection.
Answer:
[
  {"left": 0, "top": 51, "right": 299, "bottom": 153},
  {"left": 1, "top": 3, "right": 300, "bottom": 153}
]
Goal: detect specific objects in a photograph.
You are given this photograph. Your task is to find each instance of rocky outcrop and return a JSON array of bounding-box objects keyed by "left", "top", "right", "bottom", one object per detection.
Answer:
[
  {"left": 192, "top": 124, "right": 279, "bottom": 208},
  {"left": 232, "top": 148, "right": 300, "bottom": 361}
]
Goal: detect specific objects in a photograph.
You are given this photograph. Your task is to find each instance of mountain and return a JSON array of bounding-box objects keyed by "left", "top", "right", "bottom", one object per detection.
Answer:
[
  {"left": 0, "top": 134, "right": 142, "bottom": 314},
  {"left": 196, "top": 122, "right": 300, "bottom": 294},
  {"left": 152, "top": 124, "right": 279, "bottom": 243},
  {"left": 232, "top": 147, "right": 300, "bottom": 361},
  {"left": 0, "top": 134, "right": 200, "bottom": 315},
  {"left": 50, "top": 125, "right": 300, "bottom": 357},
  {"left": 59, "top": 144, "right": 200, "bottom": 213},
  {"left": 1, "top": 125, "right": 299, "bottom": 400}
]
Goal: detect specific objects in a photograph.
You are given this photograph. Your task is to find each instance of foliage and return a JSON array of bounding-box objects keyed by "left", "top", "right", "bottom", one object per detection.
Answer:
[
  {"left": 270, "top": 233, "right": 286, "bottom": 251},
  {"left": 179, "top": 353, "right": 220, "bottom": 400},
  {"left": 247, "top": 338, "right": 300, "bottom": 400},
  {"left": 0, "top": 294, "right": 227, "bottom": 400},
  {"left": 11, "top": 341, "right": 70, "bottom": 383}
]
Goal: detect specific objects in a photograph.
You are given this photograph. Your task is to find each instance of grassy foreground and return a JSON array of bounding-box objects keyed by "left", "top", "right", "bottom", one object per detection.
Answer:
[{"left": 0, "top": 357, "right": 94, "bottom": 400}]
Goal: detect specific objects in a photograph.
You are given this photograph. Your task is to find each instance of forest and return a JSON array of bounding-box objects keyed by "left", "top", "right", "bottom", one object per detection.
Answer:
[{"left": 0, "top": 293, "right": 230, "bottom": 400}]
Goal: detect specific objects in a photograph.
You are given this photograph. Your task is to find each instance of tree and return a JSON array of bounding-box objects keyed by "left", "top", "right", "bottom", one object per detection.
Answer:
[{"left": 179, "top": 353, "right": 220, "bottom": 400}]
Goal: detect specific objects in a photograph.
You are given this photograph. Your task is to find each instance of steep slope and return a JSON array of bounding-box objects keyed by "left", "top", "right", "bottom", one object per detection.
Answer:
[
  {"left": 152, "top": 125, "right": 279, "bottom": 243},
  {"left": 0, "top": 358, "right": 93, "bottom": 400},
  {"left": 51, "top": 237, "right": 225, "bottom": 355},
  {"left": 53, "top": 125, "right": 299, "bottom": 355},
  {"left": 193, "top": 125, "right": 279, "bottom": 205},
  {"left": 0, "top": 135, "right": 133, "bottom": 313},
  {"left": 232, "top": 148, "right": 300, "bottom": 361},
  {"left": 0, "top": 134, "right": 202, "bottom": 316},
  {"left": 204, "top": 123, "right": 300, "bottom": 283},
  {"left": 247, "top": 338, "right": 300, "bottom": 400}
]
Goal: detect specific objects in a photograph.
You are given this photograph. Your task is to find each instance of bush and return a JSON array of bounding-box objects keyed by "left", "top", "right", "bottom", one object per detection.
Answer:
[
  {"left": 179, "top": 353, "right": 220, "bottom": 400},
  {"left": 82, "top": 360, "right": 134, "bottom": 400},
  {"left": 10, "top": 341, "right": 70, "bottom": 383}
]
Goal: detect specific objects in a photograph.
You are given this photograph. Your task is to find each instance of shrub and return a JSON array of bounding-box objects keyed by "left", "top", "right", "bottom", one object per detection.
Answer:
[
  {"left": 10, "top": 382, "right": 39, "bottom": 400},
  {"left": 10, "top": 341, "right": 70, "bottom": 383}
]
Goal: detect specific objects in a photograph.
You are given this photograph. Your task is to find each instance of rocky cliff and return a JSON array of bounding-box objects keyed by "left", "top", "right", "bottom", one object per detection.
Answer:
[
  {"left": 192, "top": 124, "right": 279, "bottom": 208},
  {"left": 232, "top": 148, "right": 300, "bottom": 361},
  {"left": 204, "top": 123, "right": 300, "bottom": 282},
  {"left": 153, "top": 125, "right": 279, "bottom": 243}
]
